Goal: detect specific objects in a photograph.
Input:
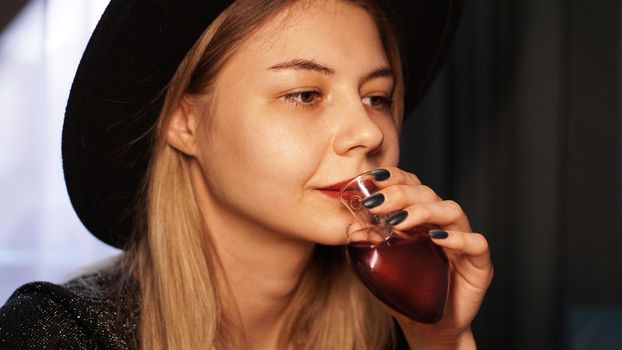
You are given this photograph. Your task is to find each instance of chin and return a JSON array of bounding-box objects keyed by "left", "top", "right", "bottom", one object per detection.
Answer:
[
  {"left": 287, "top": 208, "right": 353, "bottom": 246},
  {"left": 308, "top": 230, "right": 350, "bottom": 246}
]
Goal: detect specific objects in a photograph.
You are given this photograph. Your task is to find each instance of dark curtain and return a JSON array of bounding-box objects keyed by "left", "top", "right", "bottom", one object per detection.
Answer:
[{"left": 399, "top": 0, "right": 622, "bottom": 349}]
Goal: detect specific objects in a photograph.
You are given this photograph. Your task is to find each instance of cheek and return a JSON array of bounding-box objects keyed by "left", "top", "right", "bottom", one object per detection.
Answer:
[
  {"left": 256, "top": 127, "right": 307, "bottom": 163},
  {"left": 235, "top": 121, "right": 323, "bottom": 185},
  {"left": 374, "top": 117, "right": 400, "bottom": 166},
  {"left": 199, "top": 111, "right": 327, "bottom": 216}
]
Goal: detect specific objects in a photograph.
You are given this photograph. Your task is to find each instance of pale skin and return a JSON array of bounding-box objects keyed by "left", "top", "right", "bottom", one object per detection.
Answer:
[{"left": 166, "top": 1, "right": 492, "bottom": 349}]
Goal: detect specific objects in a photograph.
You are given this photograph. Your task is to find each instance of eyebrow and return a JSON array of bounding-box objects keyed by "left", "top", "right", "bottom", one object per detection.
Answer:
[
  {"left": 267, "top": 58, "right": 394, "bottom": 86},
  {"left": 361, "top": 66, "right": 394, "bottom": 86},
  {"left": 268, "top": 58, "right": 335, "bottom": 75}
]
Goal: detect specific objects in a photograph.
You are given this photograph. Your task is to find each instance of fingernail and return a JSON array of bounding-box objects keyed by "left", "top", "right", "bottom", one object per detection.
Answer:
[
  {"left": 429, "top": 229, "right": 448, "bottom": 239},
  {"left": 362, "top": 193, "right": 384, "bottom": 209},
  {"left": 371, "top": 168, "right": 390, "bottom": 181},
  {"left": 386, "top": 210, "right": 408, "bottom": 225}
]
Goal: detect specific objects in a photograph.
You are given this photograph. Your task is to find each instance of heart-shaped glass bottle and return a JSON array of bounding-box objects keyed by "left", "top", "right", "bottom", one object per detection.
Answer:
[{"left": 339, "top": 171, "right": 449, "bottom": 323}]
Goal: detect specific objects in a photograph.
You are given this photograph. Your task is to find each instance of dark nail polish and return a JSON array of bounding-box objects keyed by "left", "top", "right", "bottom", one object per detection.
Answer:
[
  {"left": 371, "top": 168, "right": 390, "bottom": 181},
  {"left": 362, "top": 193, "right": 384, "bottom": 209},
  {"left": 429, "top": 229, "right": 448, "bottom": 239},
  {"left": 387, "top": 210, "right": 408, "bottom": 225}
]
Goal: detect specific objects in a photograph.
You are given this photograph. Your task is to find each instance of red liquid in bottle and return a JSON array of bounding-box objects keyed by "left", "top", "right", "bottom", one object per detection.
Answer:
[{"left": 346, "top": 229, "right": 449, "bottom": 323}]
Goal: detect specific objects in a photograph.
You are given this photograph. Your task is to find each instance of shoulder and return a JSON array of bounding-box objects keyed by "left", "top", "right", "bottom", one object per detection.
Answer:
[
  {"left": 0, "top": 270, "right": 139, "bottom": 350},
  {"left": 0, "top": 281, "right": 96, "bottom": 349}
]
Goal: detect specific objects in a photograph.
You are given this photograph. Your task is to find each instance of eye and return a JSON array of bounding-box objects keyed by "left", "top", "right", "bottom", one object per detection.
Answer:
[
  {"left": 362, "top": 95, "right": 393, "bottom": 109},
  {"left": 283, "top": 90, "right": 322, "bottom": 110}
]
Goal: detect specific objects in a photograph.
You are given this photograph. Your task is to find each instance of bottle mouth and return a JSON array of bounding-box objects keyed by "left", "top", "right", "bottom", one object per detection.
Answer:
[
  {"left": 338, "top": 171, "right": 375, "bottom": 201},
  {"left": 339, "top": 172, "right": 393, "bottom": 243}
]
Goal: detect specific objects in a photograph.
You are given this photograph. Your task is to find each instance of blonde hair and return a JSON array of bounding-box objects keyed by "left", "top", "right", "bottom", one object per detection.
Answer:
[{"left": 120, "top": 0, "right": 406, "bottom": 348}]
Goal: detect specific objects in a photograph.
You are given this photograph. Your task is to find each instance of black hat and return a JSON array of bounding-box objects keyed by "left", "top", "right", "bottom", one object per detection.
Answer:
[{"left": 62, "top": 0, "right": 463, "bottom": 249}]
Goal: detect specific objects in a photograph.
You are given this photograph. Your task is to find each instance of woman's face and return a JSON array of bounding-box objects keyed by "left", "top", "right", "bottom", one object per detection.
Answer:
[{"left": 190, "top": 0, "right": 400, "bottom": 245}]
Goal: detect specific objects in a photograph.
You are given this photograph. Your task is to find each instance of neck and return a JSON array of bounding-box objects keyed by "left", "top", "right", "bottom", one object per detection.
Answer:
[
  {"left": 215, "top": 223, "right": 314, "bottom": 349},
  {"left": 190, "top": 163, "right": 315, "bottom": 349}
]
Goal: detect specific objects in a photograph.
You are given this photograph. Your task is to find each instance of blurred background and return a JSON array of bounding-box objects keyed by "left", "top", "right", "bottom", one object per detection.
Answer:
[
  {"left": 0, "top": 0, "right": 119, "bottom": 303},
  {"left": 0, "top": 0, "right": 620, "bottom": 349}
]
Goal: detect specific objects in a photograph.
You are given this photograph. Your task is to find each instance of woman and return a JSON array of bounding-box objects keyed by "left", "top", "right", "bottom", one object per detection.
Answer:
[{"left": 0, "top": 0, "right": 492, "bottom": 349}]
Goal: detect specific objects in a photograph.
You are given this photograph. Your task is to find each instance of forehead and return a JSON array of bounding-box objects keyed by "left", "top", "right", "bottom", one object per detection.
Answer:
[{"left": 226, "top": 0, "right": 388, "bottom": 73}]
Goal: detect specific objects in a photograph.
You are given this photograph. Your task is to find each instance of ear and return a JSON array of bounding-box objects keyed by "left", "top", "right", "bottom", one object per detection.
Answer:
[{"left": 166, "top": 97, "right": 200, "bottom": 156}]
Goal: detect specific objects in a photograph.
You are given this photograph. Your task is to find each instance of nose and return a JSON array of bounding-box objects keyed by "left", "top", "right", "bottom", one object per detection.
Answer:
[{"left": 332, "top": 95, "right": 385, "bottom": 157}]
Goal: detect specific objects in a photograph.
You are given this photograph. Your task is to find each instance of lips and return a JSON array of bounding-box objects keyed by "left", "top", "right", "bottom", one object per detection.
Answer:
[{"left": 317, "top": 177, "right": 356, "bottom": 199}]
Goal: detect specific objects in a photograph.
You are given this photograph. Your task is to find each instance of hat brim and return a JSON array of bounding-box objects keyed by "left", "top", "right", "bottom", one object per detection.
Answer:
[{"left": 62, "top": 0, "right": 463, "bottom": 249}]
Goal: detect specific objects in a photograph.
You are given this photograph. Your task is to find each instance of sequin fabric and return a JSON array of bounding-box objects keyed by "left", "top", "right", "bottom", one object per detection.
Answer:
[
  {"left": 0, "top": 269, "right": 412, "bottom": 349},
  {"left": 0, "top": 268, "right": 140, "bottom": 349}
]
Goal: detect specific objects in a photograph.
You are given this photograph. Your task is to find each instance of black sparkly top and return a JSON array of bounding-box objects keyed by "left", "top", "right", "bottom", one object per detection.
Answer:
[
  {"left": 0, "top": 270, "right": 410, "bottom": 349},
  {"left": 0, "top": 269, "right": 140, "bottom": 349}
]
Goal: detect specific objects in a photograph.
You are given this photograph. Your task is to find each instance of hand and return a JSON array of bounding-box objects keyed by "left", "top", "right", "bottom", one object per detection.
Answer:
[{"left": 362, "top": 167, "right": 493, "bottom": 349}]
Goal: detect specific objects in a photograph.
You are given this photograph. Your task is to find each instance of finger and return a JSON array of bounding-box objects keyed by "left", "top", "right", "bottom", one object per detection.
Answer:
[
  {"left": 368, "top": 166, "right": 422, "bottom": 188},
  {"left": 387, "top": 200, "right": 471, "bottom": 232},
  {"left": 428, "top": 229, "right": 491, "bottom": 270},
  {"left": 362, "top": 184, "right": 441, "bottom": 213}
]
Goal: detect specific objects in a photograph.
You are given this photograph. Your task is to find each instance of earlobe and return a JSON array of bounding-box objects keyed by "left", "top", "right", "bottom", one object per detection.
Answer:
[{"left": 166, "top": 98, "right": 199, "bottom": 156}]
